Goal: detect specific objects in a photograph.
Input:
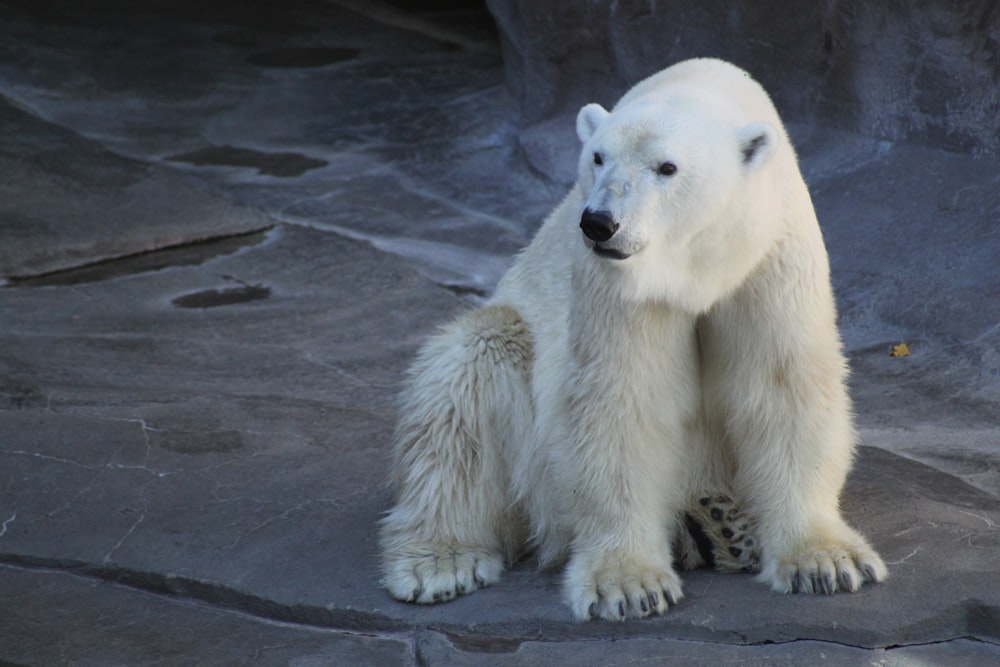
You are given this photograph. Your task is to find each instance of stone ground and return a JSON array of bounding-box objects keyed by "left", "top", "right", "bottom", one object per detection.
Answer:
[{"left": 0, "top": 2, "right": 998, "bottom": 665}]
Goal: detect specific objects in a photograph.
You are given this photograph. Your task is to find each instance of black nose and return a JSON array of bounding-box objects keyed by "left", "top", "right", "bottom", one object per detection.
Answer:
[{"left": 579, "top": 209, "right": 618, "bottom": 243}]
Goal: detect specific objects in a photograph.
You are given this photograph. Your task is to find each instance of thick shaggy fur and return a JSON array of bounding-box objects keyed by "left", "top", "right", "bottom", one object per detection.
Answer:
[{"left": 379, "top": 58, "right": 886, "bottom": 621}]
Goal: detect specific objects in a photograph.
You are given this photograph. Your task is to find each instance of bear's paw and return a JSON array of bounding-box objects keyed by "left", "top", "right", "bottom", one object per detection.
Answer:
[
  {"left": 565, "top": 553, "right": 684, "bottom": 621},
  {"left": 382, "top": 544, "right": 503, "bottom": 604},
  {"left": 760, "top": 528, "right": 887, "bottom": 595}
]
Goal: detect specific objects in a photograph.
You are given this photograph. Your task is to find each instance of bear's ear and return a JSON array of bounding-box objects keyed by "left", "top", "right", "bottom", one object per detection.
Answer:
[
  {"left": 737, "top": 122, "right": 778, "bottom": 169},
  {"left": 576, "top": 103, "right": 610, "bottom": 144}
]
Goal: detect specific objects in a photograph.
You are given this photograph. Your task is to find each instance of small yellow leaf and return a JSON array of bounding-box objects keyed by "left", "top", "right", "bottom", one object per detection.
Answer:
[{"left": 890, "top": 342, "right": 911, "bottom": 357}]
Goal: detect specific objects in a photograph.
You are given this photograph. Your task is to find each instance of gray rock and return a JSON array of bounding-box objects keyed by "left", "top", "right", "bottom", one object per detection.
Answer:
[
  {"left": 486, "top": 0, "right": 1000, "bottom": 154},
  {"left": 417, "top": 631, "right": 1000, "bottom": 667},
  {"left": 792, "top": 124, "right": 1000, "bottom": 430},
  {"left": 0, "top": 100, "right": 272, "bottom": 280},
  {"left": 0, "top": 566, "right": 412, "bottom": 667}
]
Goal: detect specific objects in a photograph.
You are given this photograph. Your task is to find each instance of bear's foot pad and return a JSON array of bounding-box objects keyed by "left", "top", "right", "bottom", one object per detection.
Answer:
[
  {"left": 677, "top": 493, "right": 761, "bottom": 573},
  {"left": 382, "top": 545, "right": 503, "bottom": 604}
]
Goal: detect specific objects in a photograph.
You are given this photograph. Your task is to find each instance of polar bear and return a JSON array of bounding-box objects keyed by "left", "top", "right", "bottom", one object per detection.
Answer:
[{"left": 379, "top": 58, "right": 886, "bottom": 621}]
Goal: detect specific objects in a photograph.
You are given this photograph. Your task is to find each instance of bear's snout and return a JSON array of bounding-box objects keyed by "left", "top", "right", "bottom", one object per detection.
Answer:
[{"left": 580, "top": 209, "right": 619, "bottom": 243}]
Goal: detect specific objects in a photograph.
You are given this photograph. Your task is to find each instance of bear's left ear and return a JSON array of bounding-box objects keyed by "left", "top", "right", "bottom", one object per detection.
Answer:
[
  {"left": 576, "top": 103, "right": 610, "bottom": 144},
  {"left": 736, "top": 122, "right": 778, "bottom": 169}
]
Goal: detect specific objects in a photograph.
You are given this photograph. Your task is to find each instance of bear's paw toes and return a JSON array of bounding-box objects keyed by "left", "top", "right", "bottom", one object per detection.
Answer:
[
  {"left": 763, "top": 541, "right": 887, "bottom": 595},
  {"left": 567, "top": 557, "right": 683, "bottom": 622},
  {"left": 382, "top": 545, "right": 503, "bottom": 604}
]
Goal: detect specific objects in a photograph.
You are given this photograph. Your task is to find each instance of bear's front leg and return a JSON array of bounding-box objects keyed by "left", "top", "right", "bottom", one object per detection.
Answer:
[
  {"left": 700, "top": 280, "right": 888, "bottom": 596},
  {"left": 553, "top": 301, "right": 698, "bottom": 621},
  {"left": 719, "top": 365, "right": 888, "bottom": 596},
  {"left": 554, "top": 422, "right": 687, "bottom": 620}
]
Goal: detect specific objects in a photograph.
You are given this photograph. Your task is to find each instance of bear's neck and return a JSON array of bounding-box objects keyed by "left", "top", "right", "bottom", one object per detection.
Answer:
[{"left": 568, "top": 271, "right": 697, "bottom": 378}]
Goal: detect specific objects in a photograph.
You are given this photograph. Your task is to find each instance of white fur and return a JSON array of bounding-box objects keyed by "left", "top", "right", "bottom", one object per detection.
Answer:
[{"left": 379, "top": 58, "right": 886, "bottom": 621}]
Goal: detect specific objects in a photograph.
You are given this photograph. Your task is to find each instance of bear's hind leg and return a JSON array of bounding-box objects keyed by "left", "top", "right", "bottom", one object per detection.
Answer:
[
  {"left": 676, "top": 493, "right": 761, "bottom": 573},
  {"left": 379, "top": 305, "right": 532, "bottom": 604}
]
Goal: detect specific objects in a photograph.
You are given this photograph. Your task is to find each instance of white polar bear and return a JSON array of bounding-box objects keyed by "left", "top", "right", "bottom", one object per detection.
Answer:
[{"left": 379, "top": 58, "right": 887, "bottom": 621}]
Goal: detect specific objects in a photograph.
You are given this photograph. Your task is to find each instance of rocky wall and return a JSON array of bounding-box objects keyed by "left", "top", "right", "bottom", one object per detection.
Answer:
[{"left": 486, "top": 0, "right": 1000, "bottom": 157}]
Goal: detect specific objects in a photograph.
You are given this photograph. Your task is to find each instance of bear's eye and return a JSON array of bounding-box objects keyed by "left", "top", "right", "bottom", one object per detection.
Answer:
[
  {"left": 657, "top": 161, "right": 678, "bottom": 176},
  {"left": 593, "top": 152, "right": 603, "bottom": 166}
]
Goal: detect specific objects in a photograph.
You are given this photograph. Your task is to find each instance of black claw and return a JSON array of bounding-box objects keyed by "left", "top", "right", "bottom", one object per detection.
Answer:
[
  {"left": 640, "top": 596, "right": 648, "bottom": 613},
  {"left": 809, "top": 573, "right": 819, "bottom": 593},
  {"left": 411, "top": 587, "right": 421, "bottom": 601},
  {"left": 665, "top": 589, "right": 678, "bottom": 605},
  {"left": 589, "top": 602, "right": 598, "bottom": 619},
  {"left": 474, "top": 573, "right": 485, "bottom": 587},
  {"left": 822, "top": 574, "right": 835, "bottom": 595},
  {"left": 618, "top": 601, "right": 626, "bottom": 618},
  {"left": 862, "top": 565, "right": 877, "bottom": 583},
  {"left": 457, "top": 584, "right": 466, "bottom": 594},
  {"left": 840, "top": 571, "right": 855, "bottom": 591},
  {"left": 791, "top": 577, "right": 800, "bottom": 594},
  {"left": 648, "top": 592, "right": 659, "bottom": 609},
  {"left": 684, "top": 513, "right": 717, "bottom": 568},
  {"left": 432, "top": 592, "right": 442, "bottom": 602}
]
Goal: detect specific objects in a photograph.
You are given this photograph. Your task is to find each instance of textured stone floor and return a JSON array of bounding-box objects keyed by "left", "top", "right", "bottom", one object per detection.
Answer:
[{"left": 0, "top": 2, "right": 998, "bottom": 665}]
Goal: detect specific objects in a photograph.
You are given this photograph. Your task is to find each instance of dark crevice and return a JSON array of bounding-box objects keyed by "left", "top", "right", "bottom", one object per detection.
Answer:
[
  {"left": 327, "top": 0, "right": 500, "bottom": 56},
  {"left": 172, "top": 283, "right": 271, "bottom": 309},
  {"left": 3, "top": 228, "right": 272, "bottom": 288},
  {"left": 246, "top": 46, "right": 361, "bottom": 68},
  {"left": 0, "top": 554, "right": 406, "bottom": 635},
  {"left": 748, "top": 634, "right": 1000, "bottom": 652},
  {"left": 883, "top": 636, "right": 1000, "bottom": 651},
  {"left": 439, "top": 630, "right": 524, "bottom": 654},
  {"left": 166, "top": 146, "right": 328, "bottom": 177},
  {"left": 439, "top": 282, "right": 489, "bottom": 298}
]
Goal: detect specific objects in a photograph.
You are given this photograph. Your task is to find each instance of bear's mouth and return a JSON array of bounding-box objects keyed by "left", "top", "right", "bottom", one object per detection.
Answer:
[{"left": 591, "top": 244, "right": 631, "bottom": 261}]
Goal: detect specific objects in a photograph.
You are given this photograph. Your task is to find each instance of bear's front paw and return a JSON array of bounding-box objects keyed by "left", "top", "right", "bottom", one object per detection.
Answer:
[
  {"left": 382, "top": 544, "right": 503, "bottom": 604},
  {"left": 565, "top": 553, "right": 683, "bottom": 621},
  {"left": 761, "top": 537, "right": 887, "bottom": 595}
]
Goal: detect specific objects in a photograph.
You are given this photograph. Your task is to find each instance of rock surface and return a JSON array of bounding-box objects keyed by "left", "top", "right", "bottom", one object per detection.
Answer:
[
  {"left": 487, "top": 0, "right": 1000, "bottom": 155},
  {"left": 0, "top": 1, "right": 998, "bottom": 665}
]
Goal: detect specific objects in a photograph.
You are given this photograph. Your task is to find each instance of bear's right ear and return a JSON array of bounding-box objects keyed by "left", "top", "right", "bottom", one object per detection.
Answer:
[
  {"left": 737, "top": 122, "right": 778, "bottom": 170},
  {"left": 576, "top": 103, "right": 609, "bottom": 144}
]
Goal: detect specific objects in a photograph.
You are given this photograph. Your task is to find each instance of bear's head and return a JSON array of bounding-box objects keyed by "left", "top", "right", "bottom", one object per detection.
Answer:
[{"left": 574, "top": 87, "right": 784, "bottom": 312}]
